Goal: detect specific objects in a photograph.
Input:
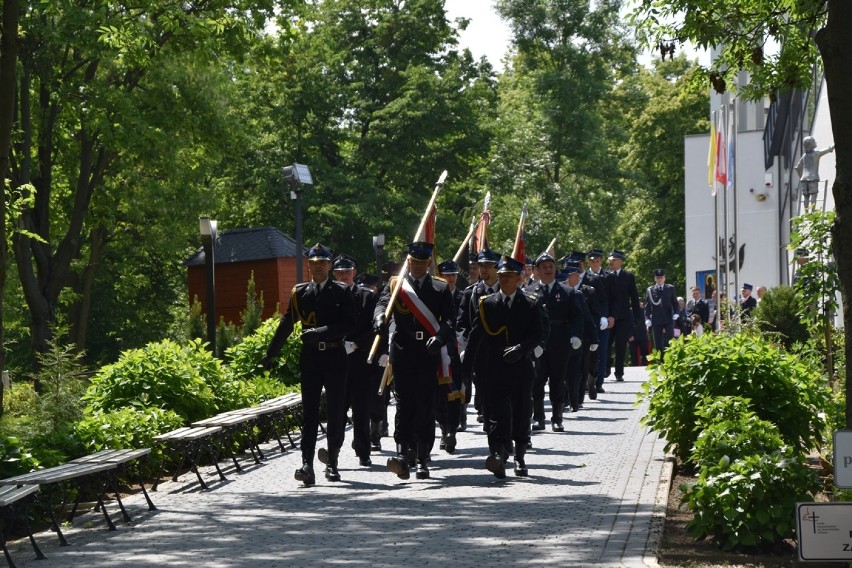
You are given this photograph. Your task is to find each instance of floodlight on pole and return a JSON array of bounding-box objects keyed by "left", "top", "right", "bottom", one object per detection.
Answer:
[
  {"left": 199, "top": 216, "right": 218, "bottom": 353},
  {"left": 282, "top": 163, "right": 313, "bottom": 282}
]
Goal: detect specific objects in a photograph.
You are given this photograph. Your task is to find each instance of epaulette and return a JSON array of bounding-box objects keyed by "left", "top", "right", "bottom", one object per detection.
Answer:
[
  {"left": 330, "top": 280, "right": 348, "bottom": 289},
  {"left": 524, "top": 291, "right": 539, "bottom": 301},
  {"left": 432, "top": 275, "right": 447, "bottom": 283},
  {"left": 294, "top": 283, "right": 308, "bottom": 292}
]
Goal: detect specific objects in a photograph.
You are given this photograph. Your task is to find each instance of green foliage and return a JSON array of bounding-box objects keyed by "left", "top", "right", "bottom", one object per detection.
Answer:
[
  {"left": 754, "top": 285, "right": 810, "bottom": 349},
  {"left": 640, "top": 331, "right": 830, "bottom": 463},
  {"left": 690, "top": 397, "right": 786, "bottom": 470},
  {"left": 226, "top": 318, "right": 302, "bottom": 387},
  {"left": 0, "top": 435, "right": 39, "bottom": 479},
  {"left": 682, "top": 449, "right": 821, "bottom": 551},
  {"left": 29, "top": 332, "right": 90, "bottom": 436},
  {"left": 84, "top": 339, "right": 230, "bottom": 423},
  {"left": 240, "top": 271, "right": 264, "bottom": 338},
  {"left": 790, "top": 211, "right": 839, "bottom": 332},
  {"left": 75, "top": 406, "right": 184, "bottom": 470},
  {"left": 216, "top": 317, "right": 239, "bottom": 360}
]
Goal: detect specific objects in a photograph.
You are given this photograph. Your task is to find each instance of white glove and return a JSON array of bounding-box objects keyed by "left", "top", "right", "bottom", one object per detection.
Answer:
[
  {"left": 533, "top": 345, "right": 544, "bottom": 358},
  {"left": 673, "top": 313, "right": 680, "bottom": 321},
  {"left": 645, "top": 319, "right": 652, "bottom": 329},
  {"left": 590, "top": 343, "right": 598, "bottom": 352},
  {"left": 344, "top": 341, "right": 356, "bottom": 354},
  {"left": 570, "top": 337, "right": 582, "bottom": 350},
  {"left": 599, "top": 317, "right": 608, "bottom": 331},
  {"left": 378, "top": 354, "right": 389, "bottom": 368}
]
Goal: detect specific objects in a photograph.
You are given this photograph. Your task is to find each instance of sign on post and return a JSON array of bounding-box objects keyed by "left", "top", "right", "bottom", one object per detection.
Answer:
[
  {"left": 835, "top": 430, "right": 852, "bottom": 489},
  {"left": 796, "top": 503, "right": 852, "bottom": 562}
]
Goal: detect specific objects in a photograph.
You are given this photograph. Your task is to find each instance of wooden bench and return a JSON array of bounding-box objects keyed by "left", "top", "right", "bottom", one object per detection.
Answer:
[
  {"left": 0, "top": 484, "right": 44, "bottom": 567},
  {"left": 70, "top": 448, "right": 157, "bottom": 517},
  {"left": 153, "top": 426, "right": 225, "bottom": 491},
  {"left": 192, "top": 411, "right": 265, "bottom": 471},
  {"left": 1, "top": 461, "right": 124, "bottom": 546}
]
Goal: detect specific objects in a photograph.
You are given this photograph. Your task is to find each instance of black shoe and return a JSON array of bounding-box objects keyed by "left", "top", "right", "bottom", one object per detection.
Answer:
[
  {"left": 551, "top": 422, "right": 564, "bottom": 432},
  {"left": 476, "top": 413, "right": 485, "bottom": 423},
  {"left": 370, "top": 440, "right": 382, "bottom": 451},
  {"left": 514, "top": 458, "right": 528, "bottom": 477},
  {"left": 458, "top": 411, "right": 468, "bottom": 432},
  {"left": 615, "top": 376, "right": 624, "bottom": 382},
  {"left": 325, "top": 465, "right": 341, "bottom": 482},
  {"left": 596, "top": 386, "right": 606, "bottom": 393},
  {"left": 588, "top": 386, "right": 598, "bottom": 400},
  {"left": 317, "top": 447, "right": 329, "bottom": 464},
  {"left": 387, "top": 456, "right": 410, "bottom": 480},
  {"left": 294, "top": 464, "right": 316, "bottom": 486},
  {"left": 485, "top": 454, "right": 506, "bottom": 479},
  {"left": 526, "top": 440, "right": 533, "bottom": 450},
  {"left": 359, "top": 457, "right": 372, "bottom": 467},
  {"left": 531, "top": 420, "right": 545, "bottom": 431},
  {"left": 439, "top": 437, "right": 447, "bottom": 450},
  {"left": 415, "top": 464, "right": 430, "bottom": 479},
  {"left": 444, "top": 433, "right": 456, "bottom": 455}
]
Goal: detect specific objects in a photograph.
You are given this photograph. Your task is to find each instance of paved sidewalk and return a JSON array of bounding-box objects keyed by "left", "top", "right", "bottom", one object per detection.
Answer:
[{"left": 7, "top": 366, "right": 670, "bottom": 567}]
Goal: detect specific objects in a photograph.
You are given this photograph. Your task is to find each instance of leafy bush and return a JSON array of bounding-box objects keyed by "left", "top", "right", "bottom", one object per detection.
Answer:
[
  {"left": 226, "top": 317, "right": 301, "bottom": 386},
  {"left": 690, "top": 397, "right": 786, "bottom": 469},
  {"left": 682, "top": 448, "right": 821, "bottom": 551},
  {"left": 754, "top": 285, "right": 809, "bottom": 348},
  {"left": 0, "top": 435, "right": 39, "bottom": 478},
  {"left": 640, "top": 331, "right": 830, "bottom": 463},
  {"left": 84, "top": 339, "right": 223, "bottom": 423}
]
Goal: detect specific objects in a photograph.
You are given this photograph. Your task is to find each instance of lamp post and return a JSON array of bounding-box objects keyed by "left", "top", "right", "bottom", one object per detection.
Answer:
[
  {"left": 372, "top": 233, "right": 385, "bottom": 286},
  {"left": 199, "top": 216, "right": 218, "bottom": 352},
  {"left": 282, "top": 163, "right": 314, "bottom": 282}
]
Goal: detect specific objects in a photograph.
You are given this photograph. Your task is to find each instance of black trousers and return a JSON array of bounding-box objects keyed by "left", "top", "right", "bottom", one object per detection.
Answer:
[
  {"left": 651, "top": 322, "right": 674, "bottom": 356},
  {"left": 565, "top": 348, "right": 584, "bottom": 411},
  {"left": 611, "top": 318, "right": 633, "bottom": 379},
  {"left": 392, "top": 349, "right": 439, "bottom": 448},
  {"left": 299, "top": 346, "right": 348, "bottom": 462},
  {"left": 487, "top": 371, "right": 534, "bottom": 454},
  {"left": 532, "top": 342, "right": 570, "bottom": 419},
  {"left": 346, "top": 352, "right": 375, "bottom": 458}
]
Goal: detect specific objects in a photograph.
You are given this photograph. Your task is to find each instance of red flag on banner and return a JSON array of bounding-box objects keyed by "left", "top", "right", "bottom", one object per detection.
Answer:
[{"left": 715, "top": 111, "right": 727, "bottom": 189}]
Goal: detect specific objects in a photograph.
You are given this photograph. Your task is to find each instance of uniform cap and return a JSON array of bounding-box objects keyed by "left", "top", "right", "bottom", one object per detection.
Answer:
[
  {"left": 608, "top": 250, "right": 626, "bottom": 260},
  {"left": 476, "top": 248, "right": 501, "bottom": 264},
  {"left": 332, "top": 255, "right": 356, "bottom": 270},
  {"left": 306, "top": 243, "right": 333, "bottom": 261},
  {"left": 742, "top": 283, "right": 753, "bottom": 291},
  {"left": 654, "top": 268, "right": 665, "bottom": 277},
  {"left": 534, "top": 252, "right": 556, "bottom": 266},
  {"left": 587, "top": 249, "right": 604, "bottom": 259},
  {"left": 437, "top": 259, "right": 460, "bottom": 274},
  {"left": 568, "top": 251, "right": 586, "bottom": 263},
  {"left": 497, "top": 256, "right": 524, "bottom": 274},
  {"left": 407, "top": 241, "right": 434, "bottom": 261}
]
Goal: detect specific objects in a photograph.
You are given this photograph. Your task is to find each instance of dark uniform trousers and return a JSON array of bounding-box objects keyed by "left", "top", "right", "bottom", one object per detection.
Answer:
[
  {"left": 377, "top": 275, "right": 455, "bottom": 460},
  {"left": 265, "top": 277, "right": 356, "bottom": 464},
  {"left": 524, "top": 282, "right": 583, "bottom": 424},
  {"left": 644, "top": 284, "right": 679, "bottom": 357},
  {"left": 465, "top": 292, "right": 544, "bottom": 455},
  {"left": 573, "top": 284, "right": 599, "bottom": 409},
  {"left": 458, "top": 281, "right": 498, "bottom": 419},
  {"left": 346, "top": 285, "right": 382, "bottom": 459},
  {"left": 608, "top": 270, "right": 641, "bottom": 379}
]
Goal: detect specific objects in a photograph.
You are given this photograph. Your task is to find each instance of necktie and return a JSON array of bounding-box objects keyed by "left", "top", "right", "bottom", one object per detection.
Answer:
[
  {"left": 504, "top": 295, "right": 511, "bottom": 309},
  {"left": 414, "top": 279, "right": 421, "bottom": 293}
]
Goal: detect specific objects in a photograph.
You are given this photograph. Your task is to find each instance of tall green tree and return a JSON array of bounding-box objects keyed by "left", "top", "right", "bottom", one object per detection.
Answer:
[
  {"left": 631, "top": 0, "right": 852, "bottom": 426},
  {"left": 7, "top": 0, "right": 275, "bottom": 360}
]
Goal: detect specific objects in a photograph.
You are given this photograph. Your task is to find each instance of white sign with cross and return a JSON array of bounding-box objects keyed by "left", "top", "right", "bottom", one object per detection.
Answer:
[{"left": 796, "top": 503, "right": 852, "bottom": 561}]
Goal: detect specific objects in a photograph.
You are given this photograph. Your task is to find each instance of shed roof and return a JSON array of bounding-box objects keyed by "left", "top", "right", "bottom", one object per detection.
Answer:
[{"left": 184, "top": 226, "right": 304, "bottom": 266}]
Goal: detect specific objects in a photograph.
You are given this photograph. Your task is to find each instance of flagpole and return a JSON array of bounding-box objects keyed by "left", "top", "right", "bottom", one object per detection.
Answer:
[
  {"left": 720, "top": 105, "right": 730, "bottom": 325},
  {"left": 453, "top": 216, "right": 478, "bottom": 263},
  {"left": 368, "top": 170, "right": 448, "bottom": 366},
  {"left": 546, "top": 237, "right": 557, "bottom": 258},
  {"left": 711, "top": 110, "right": 721, "bottom": 331},
  {"left": 731, "top": 102, "right": 740, "bottom": 303},
  {"left": 511, "top": 203, "right": 527, "bottom": 261}
]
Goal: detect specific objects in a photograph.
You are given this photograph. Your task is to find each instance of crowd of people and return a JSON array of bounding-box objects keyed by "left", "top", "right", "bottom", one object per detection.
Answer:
[{"left": 260, "top": 242, "right": 763, "bottom": 485}]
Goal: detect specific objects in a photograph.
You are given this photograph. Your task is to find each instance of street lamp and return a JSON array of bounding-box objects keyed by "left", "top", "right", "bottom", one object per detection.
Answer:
[
  {"left": 199, "top": 216, "right": 218, "bottom": 352},
  {"left": 372, "top": 233, "right": 385, "bottom": 286},
  {"left": 283, "top": 163, "right": 314, "bottom": 282}
]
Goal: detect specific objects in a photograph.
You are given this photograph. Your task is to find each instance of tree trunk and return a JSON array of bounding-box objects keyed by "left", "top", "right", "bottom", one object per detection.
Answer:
[
  {"left": 0, "top": 0, "right": 21, "bottom": 413},
  {"left": 70, "top": 225, "right": 108, "bottom": 351},
  {"left": 817, "top": 0, "right": 852, "bottom": 428}
]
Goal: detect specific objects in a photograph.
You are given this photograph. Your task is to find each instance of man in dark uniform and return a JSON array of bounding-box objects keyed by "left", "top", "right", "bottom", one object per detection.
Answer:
[
  {"left": 356, "top": 272, "right": 389, "bottom": 452},
  {"left": 524, "top": 252, "right": 583, "bottom": 432},
  {"left": 374, "top": 242, "right": 456, "bottom": 480},
  {"left": 607, "top": 250, "right": 642, "bottom": 382},
  {"left": 685, "top": 286, "right": 710, "bottom": 328},
  {"left": 437, "top": 258, "right": 465, "bottom": 436},
  {"left": 457, "top": 248, "right": 501, "bottom": 426},
  {"left": 739, "top": 283, "right": 757, "bottom": 319},
  {"left": 586, "top": 249, "right": 613, "bottom": 394},
  {"left": 463, "top": 256, "right": 544, "bottom": 478},
  {"left": 643, "top": 269, "right": 680, "bottom": 357},
  {"left": 332, "top": 255, "right": 378, "bottom": 467},
  {"left": 561, "top": 260, "right": 600, "bottom": 409},
  {"left": 263, "top": 243, "right": 356, "bottom": 485}
]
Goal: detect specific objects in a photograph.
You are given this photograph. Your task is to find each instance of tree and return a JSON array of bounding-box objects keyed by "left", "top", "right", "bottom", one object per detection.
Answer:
[
  {"left": 7, "top": 0, "right": 275, "bottom": 361},
  {"left": 630, "top": 0, "right": 852, "bottom": 426}
]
